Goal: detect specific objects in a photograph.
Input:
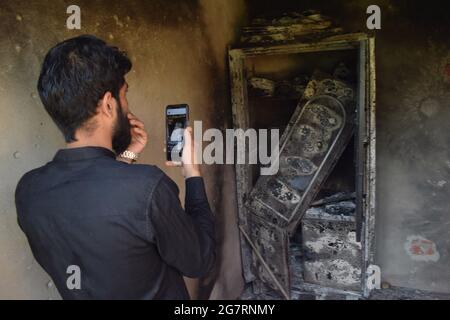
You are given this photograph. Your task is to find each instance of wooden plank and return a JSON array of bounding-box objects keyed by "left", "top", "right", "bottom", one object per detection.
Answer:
[
  {"left": 355, "top": 39, "right": 367, "bottom": 242},
  {"left": 239, "top": 216, "right": 291, "bottom": 300},
  {"left": 362, "top": 37, "right": 377, "bottom": 298},
  {"left": 228, "top": 49, "right": 256, "bottom": 282},
  {"left": 235, "top": 33, "right": 369, "bottom": 57}
]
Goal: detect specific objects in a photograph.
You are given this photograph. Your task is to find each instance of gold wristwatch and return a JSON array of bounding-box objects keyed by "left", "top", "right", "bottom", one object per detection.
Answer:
[{"left": 118, "top": 150, "right": 139, "bottom": 163}]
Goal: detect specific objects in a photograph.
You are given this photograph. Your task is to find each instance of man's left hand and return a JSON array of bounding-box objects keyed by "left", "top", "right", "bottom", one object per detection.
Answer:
[{"left": 127, "top": 112, "right": 148, "bottom": 155}]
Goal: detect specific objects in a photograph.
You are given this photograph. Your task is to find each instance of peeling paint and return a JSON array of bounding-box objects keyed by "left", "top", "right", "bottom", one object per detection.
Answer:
[
  {"left": 268, "top": 178, "right": 301, "bottom": 205},
  {"left": 404, "top": 236, "right": 440, "bottom": 262},
  {"left": 304, "top": 259, "right": 361, "bottom": 286},
  {"left": 303, "top": 223, "right": 361, "bottom": 256},
  {"left": 304, "top": 206, "right": 354, "bottom": 222},
  {"left": 436, "top": 180, "right": 447, "bottom": 188},
  {"left": 302, "top": 217, "right": 362, "bottom": 291}
]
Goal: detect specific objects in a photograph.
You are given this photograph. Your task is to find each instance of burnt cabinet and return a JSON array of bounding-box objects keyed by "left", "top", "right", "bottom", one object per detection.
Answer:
[{"left": 229, "top": 33, "right": 376, "bottom": 299}]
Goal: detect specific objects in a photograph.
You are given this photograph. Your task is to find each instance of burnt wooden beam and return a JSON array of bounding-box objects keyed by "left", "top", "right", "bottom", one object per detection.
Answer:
[{"left": 228, "top": 48, "right": 256, "bottom": 283}]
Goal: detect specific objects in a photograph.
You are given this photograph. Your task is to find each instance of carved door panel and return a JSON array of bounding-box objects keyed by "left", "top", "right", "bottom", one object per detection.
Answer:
[
  {"left": 243, "top": 74, "right": 356, "bottom": 298},
  {"left": 246, "top": 75, "right": 356, "bottom": 233},
  {"left": 240, "top": 214, "right": 291, "bottom": 299}
]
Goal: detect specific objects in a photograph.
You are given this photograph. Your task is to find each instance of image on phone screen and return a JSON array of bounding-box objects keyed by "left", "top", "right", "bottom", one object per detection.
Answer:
[{"left": 166, "top": 104, "right": 189, "bottom": 162}]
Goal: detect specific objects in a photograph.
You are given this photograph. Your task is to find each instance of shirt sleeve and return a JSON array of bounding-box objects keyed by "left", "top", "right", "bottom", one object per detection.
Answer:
[{"left": 147, "top": 174, "right": 216, "bottom": 278}]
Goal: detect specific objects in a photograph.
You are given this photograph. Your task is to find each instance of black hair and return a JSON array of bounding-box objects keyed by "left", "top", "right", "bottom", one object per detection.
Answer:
[{"left": 37, "top": 35, "right": 132, "bottom": 142}]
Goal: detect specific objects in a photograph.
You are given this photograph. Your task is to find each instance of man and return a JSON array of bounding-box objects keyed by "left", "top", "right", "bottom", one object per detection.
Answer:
[{"left": 15, "top": 35, "right": 215, "bottom": 299}]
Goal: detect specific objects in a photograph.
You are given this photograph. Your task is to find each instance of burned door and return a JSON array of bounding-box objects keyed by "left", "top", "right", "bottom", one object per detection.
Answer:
[
  {"left": 246, "top": 76, "right": 356, "bottom": 233},
  {"left": 229, "top": 34, "right": 376, "bottom": 299}
]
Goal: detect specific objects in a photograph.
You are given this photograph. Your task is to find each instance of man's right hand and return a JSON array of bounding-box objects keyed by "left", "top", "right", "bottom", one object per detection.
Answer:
[{"left": 165, "top": 126, "right": 201, "bottom": 178}]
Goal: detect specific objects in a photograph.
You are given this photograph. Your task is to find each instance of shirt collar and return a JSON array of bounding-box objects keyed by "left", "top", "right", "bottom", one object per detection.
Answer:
[{"left": 53, "top": 147, "right": 116, "bottom": 162}]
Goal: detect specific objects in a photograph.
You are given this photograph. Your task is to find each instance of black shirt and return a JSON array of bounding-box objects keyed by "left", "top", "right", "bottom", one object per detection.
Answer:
[{"left": 15, "top": 147, "right": 215, "bottom": 299}]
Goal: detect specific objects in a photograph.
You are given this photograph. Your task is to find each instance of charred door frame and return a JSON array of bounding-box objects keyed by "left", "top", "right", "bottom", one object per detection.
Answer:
[{"left": 228, "top": 33, "right": 376, "bottom": 299}]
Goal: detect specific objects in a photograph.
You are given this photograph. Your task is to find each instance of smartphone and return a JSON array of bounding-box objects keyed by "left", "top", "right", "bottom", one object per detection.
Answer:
[{"left": 166, "top": 104, "right": 189, "bottom": 162}]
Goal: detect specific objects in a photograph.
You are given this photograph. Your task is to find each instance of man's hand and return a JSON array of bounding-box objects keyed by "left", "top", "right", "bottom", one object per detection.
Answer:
[
  {"left": 127, "top": 113, "right": 148, "bottom": 154},
  {"left": 166, "top": 126, "right": 201, "bottom": 178}
]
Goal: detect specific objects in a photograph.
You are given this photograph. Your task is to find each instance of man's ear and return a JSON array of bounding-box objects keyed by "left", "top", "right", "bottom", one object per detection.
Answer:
[{"left": 99, "top": 91, "right": 115, "bottom": 118}]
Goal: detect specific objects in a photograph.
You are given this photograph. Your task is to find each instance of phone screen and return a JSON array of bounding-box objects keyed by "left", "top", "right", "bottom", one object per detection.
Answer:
[{"left": 166, "top": 104, "right": 189, "bottom": 162}]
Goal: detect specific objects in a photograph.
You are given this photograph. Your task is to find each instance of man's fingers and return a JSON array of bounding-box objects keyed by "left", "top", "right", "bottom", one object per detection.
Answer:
[
  {"left": 166, "top": 127, "right": 195, "bottom": 169},
  {"left": 128, "top": 112, "right": 145, "bottom": 127},
  {"left": 130, "top": 119, "right": 145, "bottom": 129},
  {"left": 131, "top": 128, "right": 147, "bottom": 145},
  {"left": 133, "top": 127, "right": 146, "bottom": 135},
  {"left": 184, "top": 126, "right": 193, "bottom": 137},
  {"left": 183, "top": 126, "right": 194, "bottom": 147}
]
